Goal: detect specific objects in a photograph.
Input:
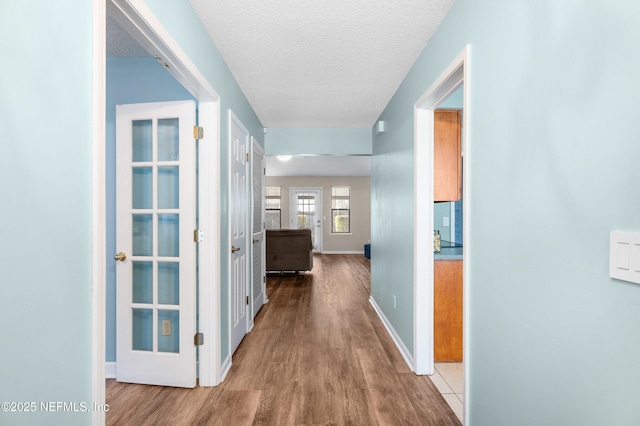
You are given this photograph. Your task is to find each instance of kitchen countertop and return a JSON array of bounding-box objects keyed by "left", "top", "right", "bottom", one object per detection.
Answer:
[{"left": 434, "top": 241, "right": 463, "bottom": 260}]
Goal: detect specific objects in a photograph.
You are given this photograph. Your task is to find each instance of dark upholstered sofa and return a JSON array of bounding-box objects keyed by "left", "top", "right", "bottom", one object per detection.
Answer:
[{"left": 266, "top": 229, "right": 314, "bottom": 272}]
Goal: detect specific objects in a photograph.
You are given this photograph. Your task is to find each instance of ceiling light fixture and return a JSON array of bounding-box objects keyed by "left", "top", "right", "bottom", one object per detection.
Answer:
[{"left": 277, "top": 155, "right": 292, "bottom": 161}]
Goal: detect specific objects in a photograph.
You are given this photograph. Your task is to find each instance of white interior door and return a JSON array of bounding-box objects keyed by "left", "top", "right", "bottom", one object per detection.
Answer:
[
  {"left": 251, "top": 138, "right": 267, "bottom": 319},
  {"left": 115, "top": 100, "right": 197, "bottom": 388},
  {"left": 230, "top": 111, "right": 249, "bottom": 355},
  {"left": 290, "top": 188, "right": 323, "bottom": 253}
]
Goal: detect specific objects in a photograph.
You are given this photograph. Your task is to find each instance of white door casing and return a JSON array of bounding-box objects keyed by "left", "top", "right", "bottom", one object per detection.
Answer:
[
  {"left": 115, "top": 100, "right": 197, "bottom": 388},
  {"left": 230, "top": 111, "right": 250, "bottom": 355},
  {"left": 414, "top": 45, "right": 470, "bottom": 422},
  {"left": 251, "top": 138, "right": 267, "bottom": 320},
  {"left": 290, "top": 187, "right": 323, "bottom": 253}
]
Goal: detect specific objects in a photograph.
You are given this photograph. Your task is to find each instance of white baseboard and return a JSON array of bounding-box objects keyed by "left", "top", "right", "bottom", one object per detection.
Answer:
[
  {"left": 105, "top": 362, "right": 116, "bottom": 379},
  {"left": 220, "top": 354, "right": 232, "bottom": 382},
  {"left": 321, "top": 251, "right": 365, "bottom": 255},
  {"left": 369, "top": 296, "right": 415, "bottom": 371}
]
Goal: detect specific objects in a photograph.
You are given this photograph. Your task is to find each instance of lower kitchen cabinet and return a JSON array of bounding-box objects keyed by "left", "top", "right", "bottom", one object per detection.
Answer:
[{"left": 434, "top": 260, "right": 463, "bottom": 362}]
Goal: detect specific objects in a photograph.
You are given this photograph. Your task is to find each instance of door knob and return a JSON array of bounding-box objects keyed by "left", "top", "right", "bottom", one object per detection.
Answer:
[
  {"left": 114, "top": 252, "right": 127, "bottom": 262},
  {"left": 231, "top": 246, "right": 241, "bottom": 253}
]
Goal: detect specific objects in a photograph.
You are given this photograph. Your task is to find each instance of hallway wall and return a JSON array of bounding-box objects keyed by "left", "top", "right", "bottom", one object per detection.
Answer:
[
  {"left": 0, "top": 2, "right": 94, "bottom": 424},
  {"left": 372, "top": 0, "right": 640, "bottom": 424}
]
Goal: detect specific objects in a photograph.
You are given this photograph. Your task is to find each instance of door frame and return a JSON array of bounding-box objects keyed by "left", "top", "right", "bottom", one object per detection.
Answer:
[
  {"left": 289, "top": 187, "right": 323, "bottom": 253},
  {"left": 413, "top": 45, "right": 470, "bottom": 420},
  {"left": 228, "top": 109, "right": 251, "bottom": 354},
  {"left": 93, "top": 0, "right": 222, "bottom": 422}
]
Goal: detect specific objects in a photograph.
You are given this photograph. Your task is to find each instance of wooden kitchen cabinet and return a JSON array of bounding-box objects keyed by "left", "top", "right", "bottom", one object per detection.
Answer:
[
  {"left": 434, "top": 260, "right": 462, "bottom": 362},
  {"left": 434, "top": 109, "right": 462, "bottom": 202}
]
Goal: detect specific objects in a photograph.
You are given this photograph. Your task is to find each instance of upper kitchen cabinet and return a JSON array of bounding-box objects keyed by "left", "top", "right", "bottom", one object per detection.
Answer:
[{"left": 434, "top": 109, "right": 462, "bottom": 202}]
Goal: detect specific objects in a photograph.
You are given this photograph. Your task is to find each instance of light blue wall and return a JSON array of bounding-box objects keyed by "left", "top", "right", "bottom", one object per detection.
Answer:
[
  {"left": 373, "top": 0, "right": 640, "bottom": 424},
  {"left": 438, "top": 85, "right": 463, "bottom": 109},
  {"left": 265, "top": 127, "right": 372, "bottom": 155},
  {"left": 105, "top": 57, "right": 196, "bottom": 362},
  {"left": 144, "top": 0, "right": 264, "bottom": 363},
  {"left": 0, "top": 2, "right": 93, "bottom": 425}
]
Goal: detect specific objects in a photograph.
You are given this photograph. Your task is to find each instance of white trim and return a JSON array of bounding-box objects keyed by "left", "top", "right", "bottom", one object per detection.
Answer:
[
  {"left": 220, "top": 355, "right": 232, "bottom": 383},
  {"left": 105, "top": 362, "right": 116, "bottom": 379},
  {"left": 321, "top": 251, "right": 365, "bottom": 255},
  {"left": 198, "top": 101, "right": 221, "bottom": 386},
  {"left": 413, "top": 45, "right": 470, "bottom": 424},
  {"left": 369, "top": 297, "right": 414, "bottom": 369},
  {"left": 107, "top": 0, "right": 219, "bottom": 102},
  {"left": 92, "top": 0, "right": 106, "bottom": 424}
]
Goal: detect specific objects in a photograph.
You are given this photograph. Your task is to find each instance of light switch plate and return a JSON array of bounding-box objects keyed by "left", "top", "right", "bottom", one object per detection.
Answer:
[{"left": 610, "top": 231, "right": 640, "bottom": 285}]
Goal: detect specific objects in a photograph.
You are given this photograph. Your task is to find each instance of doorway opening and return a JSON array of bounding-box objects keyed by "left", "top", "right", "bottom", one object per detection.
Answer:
[
  {"left": 413, "top": 45, "right": 470, "bottom": 422},
  {"left": 94, "top": 0, "right": 222, "bottom": 422}
]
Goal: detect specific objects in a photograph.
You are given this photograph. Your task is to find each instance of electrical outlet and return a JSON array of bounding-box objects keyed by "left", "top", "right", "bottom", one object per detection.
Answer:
[
  {"left": 443, "top": 216, "right": 450, "bottom": 227},
  {"left": 393, "top": 295, "right": 397, "bottom": 308},
  {"left": 161, "top": 320, "right": 172, "bottom": 336}
]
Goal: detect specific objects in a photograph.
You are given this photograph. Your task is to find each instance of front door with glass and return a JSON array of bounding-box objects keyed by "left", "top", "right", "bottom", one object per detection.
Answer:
[{"left": 290, "top": 188, "right": 322, "bottom": 253}]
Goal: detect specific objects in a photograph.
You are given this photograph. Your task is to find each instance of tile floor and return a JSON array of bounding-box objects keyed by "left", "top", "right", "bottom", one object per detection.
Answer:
[{"left": 431, "top": 363, "right": 464, "bottom": 423}]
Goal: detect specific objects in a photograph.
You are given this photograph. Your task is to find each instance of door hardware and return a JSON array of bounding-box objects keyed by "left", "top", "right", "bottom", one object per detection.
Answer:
[
  {"left": 114, "top": 252, "right": 127, "bottom": 262},
  {"left": 231, "top": 246, "right": 241, "bottom": 253}
]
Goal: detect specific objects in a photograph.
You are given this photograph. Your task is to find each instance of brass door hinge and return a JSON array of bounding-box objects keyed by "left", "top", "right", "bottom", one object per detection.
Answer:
[
  {"left": 246, "top": 296, "right": 249, "bottom": 305},
  {"left": 194, "top": 229, "right": 204, "bottom": 243},
  {"left": 193, "top": 126, "right": 204, "bottom": 140},
  {"left": 194, "top": 333, "right": 204, "bottom": 346},
  {"left": 245, "top": 153, "right": 249, "bottom": 163}
]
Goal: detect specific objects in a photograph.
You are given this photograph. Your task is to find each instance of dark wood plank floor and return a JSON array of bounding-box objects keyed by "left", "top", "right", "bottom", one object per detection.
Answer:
[{"left": 106, "top": 254, "right": 461, "bottom": 425}]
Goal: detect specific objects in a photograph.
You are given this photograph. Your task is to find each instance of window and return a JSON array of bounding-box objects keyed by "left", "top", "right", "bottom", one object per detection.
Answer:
[
  {"left": 331, "top": 186, "right": 350, "bottom": 233},
  {"left": 265, "top": 186, "right": 281, "bottom": 229},
  {"left": 296, "top": 194, "right": 315, "bottom": 229}
]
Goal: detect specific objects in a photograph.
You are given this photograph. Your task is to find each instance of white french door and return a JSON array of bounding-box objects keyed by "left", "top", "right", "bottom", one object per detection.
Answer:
[
  {"left": 230, "top": 111, "right": 250, "bottom": 355},
  {"left": 290, "top": 188, "right": 323, "bottom": 253},
  {"left": 251, "top": 138, "right": 267, "bottom": 319},
  {"left": 115, "top": 100, "right": 197, "bottom": 388}
]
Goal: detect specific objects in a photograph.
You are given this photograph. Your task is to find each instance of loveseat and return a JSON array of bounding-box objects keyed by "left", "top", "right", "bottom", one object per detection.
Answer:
[{"left": 266, "top": 229, "right": 314, "bottom": 272}]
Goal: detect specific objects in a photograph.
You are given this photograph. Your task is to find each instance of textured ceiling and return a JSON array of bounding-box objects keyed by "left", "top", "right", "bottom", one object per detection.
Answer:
[
  {"left": 189, "top": 0, "right": 455, "bottom": 128},
  {"left": 107, "top": 1, "right": 455, "bottom": 127},
  {"left": 106, "top": 15, "right": 149, "bottom": 57}
]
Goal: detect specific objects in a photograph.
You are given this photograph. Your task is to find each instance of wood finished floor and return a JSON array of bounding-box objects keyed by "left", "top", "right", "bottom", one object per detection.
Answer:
[{"left": 106, "top": 254, "right": 461, "bottom": 425}]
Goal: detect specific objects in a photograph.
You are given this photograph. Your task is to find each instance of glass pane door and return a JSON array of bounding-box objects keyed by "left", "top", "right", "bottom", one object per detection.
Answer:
[
  {"left": 116, "top": 100, "right": 196, "bottom": 388},
  {"left": 291, "top": 188, "right": 322, "bottom": 253},
  {"left": 130, "top": 118, "right": 181, "bottom": 354}
]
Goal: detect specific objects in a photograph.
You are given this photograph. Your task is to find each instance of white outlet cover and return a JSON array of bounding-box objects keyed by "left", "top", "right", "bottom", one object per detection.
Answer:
[
  {"left": 161, "top": 319, "right": 172, "bottom": 336},
  {"left": 610, "top": 231, "right": 640, "bottom": 284},
  {"left": 443, "top": 216, "right": 450, "bottom": 227}
]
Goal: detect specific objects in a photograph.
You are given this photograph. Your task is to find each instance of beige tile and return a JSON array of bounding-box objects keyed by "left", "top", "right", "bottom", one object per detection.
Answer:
[
  {"left": 441, "top": 393, "right": 463, "bottom": 422},
  {"left": 428, "top": 369, "right": 453, "bottom": 395},
  {"left": 435, "top": 363, "right": 463, "bottom": 394}
]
